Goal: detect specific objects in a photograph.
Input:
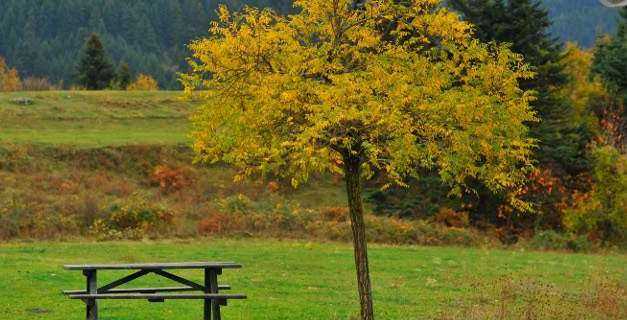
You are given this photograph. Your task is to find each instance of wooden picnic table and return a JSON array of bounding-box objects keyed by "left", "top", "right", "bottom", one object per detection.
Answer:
[{"left": 63, "top": 261, "right": 246, "bottom": 320}]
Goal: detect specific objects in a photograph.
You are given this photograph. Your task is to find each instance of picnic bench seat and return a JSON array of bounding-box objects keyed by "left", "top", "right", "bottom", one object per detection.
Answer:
[
  {"left": 63, "top": 285, "right": 231, "bottom": 295},
  {"left": 63, "top": 261, "right": 246, "bottom": 320}
]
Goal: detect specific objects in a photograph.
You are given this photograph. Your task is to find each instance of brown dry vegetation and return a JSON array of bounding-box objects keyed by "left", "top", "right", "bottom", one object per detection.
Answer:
[
  {"left": 436, "top": 276, "right": 626, "bottom": 320},
  {"left": 0, "top": 144, "right": 492, "bottom": 247},
  {"left": 0, "top": 144, "right": 623, "bottom": 254}
]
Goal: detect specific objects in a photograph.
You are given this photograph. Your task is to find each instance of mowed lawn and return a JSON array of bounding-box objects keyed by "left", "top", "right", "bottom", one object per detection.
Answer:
[
  {"left": 0, "top": 239, "right": 624, "bottom": 320},
  {"left": 0, "top": 91, "right": 194, "bottom": 147}
]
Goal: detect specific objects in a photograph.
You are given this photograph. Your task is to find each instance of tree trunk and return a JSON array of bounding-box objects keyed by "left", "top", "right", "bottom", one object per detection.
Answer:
[{"left": 344, "top": 155, "right": 375, "bottom": 320}]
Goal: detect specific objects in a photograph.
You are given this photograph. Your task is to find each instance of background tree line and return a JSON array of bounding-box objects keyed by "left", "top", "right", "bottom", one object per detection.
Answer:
[{"left": 0, "top": 0, "right": 620, "bottom": 89}]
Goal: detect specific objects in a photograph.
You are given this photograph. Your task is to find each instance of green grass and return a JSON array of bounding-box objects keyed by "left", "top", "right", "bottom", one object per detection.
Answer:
[
  {"left": 0, "top": 239, "right": 624, "bottom": 320},
  {"left": 1, "top": 92, "right": 624, "bottom": 319},
  {"left": 0, "top": 91, "right": 194, "bottom": 147}
]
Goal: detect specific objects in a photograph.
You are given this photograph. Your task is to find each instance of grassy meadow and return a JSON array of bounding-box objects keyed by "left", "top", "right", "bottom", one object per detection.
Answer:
[
  {"left": 0, "top": 239, "right": 625, "bottom": 320},
  {"left": 0, "top": 91, "right": 192, "bottom": 146},
  {"left": 0, "top": 91, "right": 625, "bottom": 319}
]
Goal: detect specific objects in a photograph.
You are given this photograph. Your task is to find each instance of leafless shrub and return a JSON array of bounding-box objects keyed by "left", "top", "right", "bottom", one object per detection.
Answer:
[{"left": 21, "top": 77, "right": 57, "bottom": 91}]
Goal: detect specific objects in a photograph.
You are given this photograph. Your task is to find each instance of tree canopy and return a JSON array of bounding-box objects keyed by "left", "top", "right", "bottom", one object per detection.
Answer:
[
  {"left": 184, "top": 1, "right": 536, "bottom": 318},
  {"left": 593, "top": 8, "right": 627, "bottom": 105},
  {"left": 115, "top": 62, "right": 132, "bottom": 90},
  {"left": 76, "top": 33, "right": 115, "bottom": 90},
  {"left": 0, "top": 56, "right": 22, "bottom": 91},
  {"left": 185, "top": 0, "right": 536, "bottom": 195},
  {"left": 449, "top": 0, "right": 590, "bottom": 173}
]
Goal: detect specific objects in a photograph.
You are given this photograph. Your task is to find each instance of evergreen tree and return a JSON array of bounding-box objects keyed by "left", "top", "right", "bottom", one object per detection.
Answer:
[
  {"left": 14, "top": 15, "right": 41, "bottom": 78},
  {"left": 593, "top": 8, "right": 627, "bottom": 104},
  {"left": 116, "top": 62, "right": 132, "bottom": 89},
  {"left": 441, "top": 0, "right": 594, "bottom": 233},
  {"left": 592, "top": 8, "right": 626, "bottom": 150},
  {"left": 76, "top": 33, "right": 115, "bottom": 90},
  {"left": 449, "top": 0, "right": 590, "bottom": 175}
]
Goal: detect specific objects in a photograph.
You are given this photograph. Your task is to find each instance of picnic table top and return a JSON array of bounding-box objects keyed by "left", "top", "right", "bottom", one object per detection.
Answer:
[{"left": 63, "top": 262, "right": 242, "bottom": 271}]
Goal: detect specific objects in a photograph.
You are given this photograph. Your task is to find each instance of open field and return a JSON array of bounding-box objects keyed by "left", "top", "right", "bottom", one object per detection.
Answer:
[
  {"left": 0, "top": 239, "right": 625, "bottom": 320},
  {"left": 0, "top": 1, "right": 625, "bottom": 319},
  {"left": 0, "top": 91, "right": 194, "bottom": 147},
  {"left": 0, "top": 92, "right": 625, "bottom": 319}
]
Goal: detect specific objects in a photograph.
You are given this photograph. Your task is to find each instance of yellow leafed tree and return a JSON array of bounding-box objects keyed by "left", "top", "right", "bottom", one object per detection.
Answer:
[
  {"left": 562, "top": 43, "right": 624, "bottom": 149},
  {"left": 0, "top": 56, "right": 23, "bottom": 92},
  {"left": 183, "top": 1, "right": 536, "bottom": 319},
  {"left": 562, "top": 44, "right": 608, "bottom": 115},
  {"left": 127, "top": 74, "right": 159, "bottom": 91}
]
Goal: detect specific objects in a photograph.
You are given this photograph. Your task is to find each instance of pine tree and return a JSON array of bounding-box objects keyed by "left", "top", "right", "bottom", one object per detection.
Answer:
[
  {"left": 76, "top": 33, "right": 115, "bottom": 90},
  {"left": 15, "top": 14, "right": 41, "bottom": 78},
  {"left": 116, "top": 62, "right": 132, "bottom": 90},
  {"left": 593, "top": 8, "right": 627, "bottom": 104},
  {"left": 449, "top": 0, "right": 590, "bottom": 175},
  {"left": 592, "top": 8, "right": 626, "bottom": 150}
]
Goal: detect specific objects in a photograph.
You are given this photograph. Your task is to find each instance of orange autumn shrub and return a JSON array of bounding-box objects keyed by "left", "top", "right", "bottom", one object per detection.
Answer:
[
  {"left": 127, "top": 73, "right": 159, "bottom": 91},
  {"left": 267, "top": 181, "right": 281, "bottom": 193},
  {"left": 0, "top": 56, "right": 22, "bottom": 92},
  {"left": 320, "top": 206, "right": 348, "bottom": 222},
  {"left": 434, "top": 207, "right": 470, "bottom": 228},
  {"left": 151, "top": 165, "right": 191, "bottom": 193},
  {"left": 197, "top": 212, "right": 244, "bottom": 235}
]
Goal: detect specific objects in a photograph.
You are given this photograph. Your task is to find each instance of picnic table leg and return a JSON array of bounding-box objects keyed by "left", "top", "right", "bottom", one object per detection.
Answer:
[
  {"left": 206, "top": 268, "right": 221, "bottom": 320},
  {"left": 83, "top": 270, "right": 98, "bottom": 320},
  {"left": 204, "top": 268, "right": 212, "bottom": 320}
]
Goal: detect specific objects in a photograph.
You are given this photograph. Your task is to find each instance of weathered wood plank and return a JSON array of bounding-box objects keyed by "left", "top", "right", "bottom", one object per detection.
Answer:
[
  {"left": 208, "top": 268, "right": 222, "bottom": 320},
  {"left": 84, "top": 270, "right": 98, "bottom": 320},
  {"left": 204, "top": 268, "right": 212, "bottom": 320},
  {"left": 68, "top": 293, "right": 247, "bottom": 300},
  {"left": 64, "top": 262, "right": 241, "bottom": 270},
  {"left": 63, "top": 285, "right": 231, "bottom": 295}
]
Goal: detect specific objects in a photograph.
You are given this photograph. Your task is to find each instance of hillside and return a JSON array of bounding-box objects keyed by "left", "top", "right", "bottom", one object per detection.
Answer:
[
  {"left": 544, "top": 0, "right": 620, "bottom": 46},
  {"left": 0, "top": 91, "right": 193, "bottom": 146},
  {"left": 0, "top": 91, "right": 493, "bottom": 246},
  {"left": 0, "top": 91, "right": 350, "bottom": 241},
  {"left": 0, "top": 0, "right": 620, "bottom": 89}
]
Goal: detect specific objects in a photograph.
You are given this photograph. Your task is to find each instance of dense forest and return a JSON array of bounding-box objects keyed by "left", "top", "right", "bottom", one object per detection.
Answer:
[
  {"left": 545, "top": 0, "right": 619, "bottom": 46},
  {"left": 0, "top": 0, "right": 620, "bottom": 89}
]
